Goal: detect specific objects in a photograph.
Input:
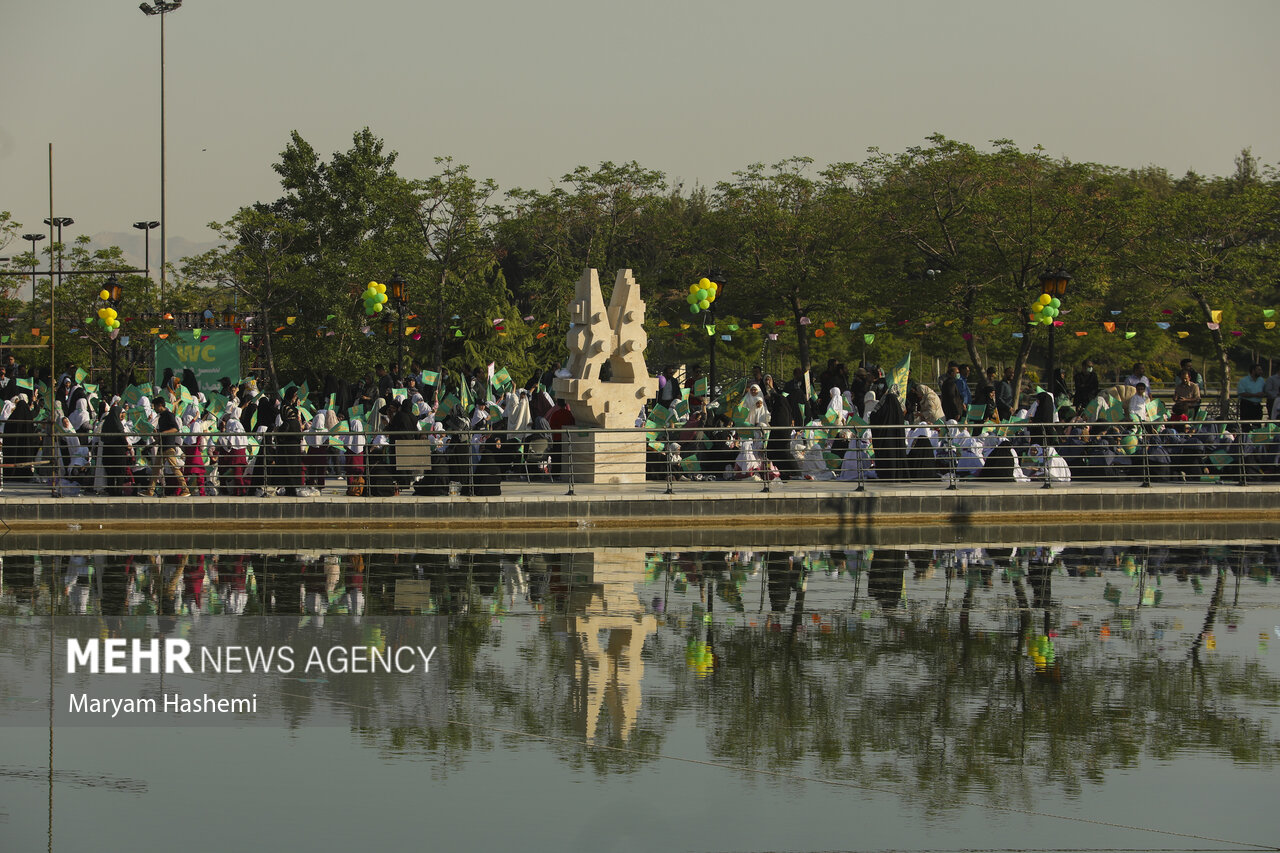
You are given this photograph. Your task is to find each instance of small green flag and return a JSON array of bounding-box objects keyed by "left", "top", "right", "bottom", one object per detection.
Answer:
[
  {"left": 75, "top": 367, "right": 88, "bottom": 383},
  {"left": 966, "top": 403, "right": 987, "bottom": 422},
  {"left": 420, "top": 370, "right": 439, "bottom": 388},
  {"left": 694, "top": 377, "right": 708, "bottom": 397}
]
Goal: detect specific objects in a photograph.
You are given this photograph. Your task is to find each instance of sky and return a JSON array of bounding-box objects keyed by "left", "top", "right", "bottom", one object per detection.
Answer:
[{"left": 2, "top": 0, "right": 1278, "bottom": 283}]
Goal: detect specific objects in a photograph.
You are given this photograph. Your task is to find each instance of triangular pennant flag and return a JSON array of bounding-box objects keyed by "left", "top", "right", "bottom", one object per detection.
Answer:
[
  {"left": 1210, "top": 309, "right": 1223, "bottom": 323},
  {"left": 1263, "top": 309, "right": 1276, "bottom": 318},
  {"left": 1266, "top": 322, "right": 1276, "bottom": 330},
  {"left": 849, "top": 322, "right": 861, "bottom": 330},
  {"left": 1124, "top": 331, "right": 1137, "bottom": 339},
  {"left": 1103, "top": 322, "right": 1116, "bottom": 333},
  {"left": 1074, "top": 331, "right": 1088, "bottom": 337},
  {"left": 991, "top": 317, "right": 1003, "bottom": 325},
  {"left": 1156, "top": 322, "right": 1170, "bottom": 330},
  {"left": 1177, "top": 331, "right": 1189, "bottom": 338},
  {"left": 863, "top": 333, "right": 875, "bottom": 344},
  {"left": 1207, "top": 322, "right": 1219, "bottom": 330}
]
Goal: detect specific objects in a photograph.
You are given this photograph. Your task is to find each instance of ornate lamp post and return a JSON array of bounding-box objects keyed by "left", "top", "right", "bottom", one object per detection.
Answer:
[
  {"left": 388, "top": 273, "right": 407, "bottom": 377},
  {"left": 1038, "top": 267, "right": 1072, "bottom": 400}
]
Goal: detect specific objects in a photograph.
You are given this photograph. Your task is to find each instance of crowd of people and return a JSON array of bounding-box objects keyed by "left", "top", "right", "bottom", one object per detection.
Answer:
[{"left": 1, "top": 351, "right": 1279, "bottom": 497}]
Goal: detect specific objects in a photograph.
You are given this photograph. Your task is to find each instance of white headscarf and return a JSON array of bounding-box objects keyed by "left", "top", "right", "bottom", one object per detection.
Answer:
[
  {"left": 68, "top": 397, "right": 91, "bottom": 431},
  {"left": 743, "top": 384, "right": 770, "bottom": 427},
  {"left": 343, "top": 419, "right": 366, "bottom": 455}
]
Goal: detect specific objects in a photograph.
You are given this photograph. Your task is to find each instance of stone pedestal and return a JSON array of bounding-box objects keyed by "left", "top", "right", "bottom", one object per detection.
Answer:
[{"left": 565, "top": 428, "right": 647, "bottom": 485}]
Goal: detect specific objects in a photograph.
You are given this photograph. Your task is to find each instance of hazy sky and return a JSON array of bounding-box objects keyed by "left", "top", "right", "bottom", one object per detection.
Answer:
[{"left": 2, "top": 0, "right": 1277, "bottom": 270}]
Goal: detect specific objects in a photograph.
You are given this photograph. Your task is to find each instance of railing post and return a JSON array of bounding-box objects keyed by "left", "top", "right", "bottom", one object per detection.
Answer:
[
  {"left": 566, "top": 429, "right": 575, "bottom": 496},
  {"left": 1140, "top": 426, "right": 1152, "bottom": 488},
  {"left": 761, "top": 426, "right": 772, "bottom": 493},
  {"left": 664, "top": 431, "right": 675, "bottom": 495},
  {"left": 1237, "top": 425, "right": 1249, "bottom": 487},
  {"left": 946, "top": 428, "right": 958, "bottom": 491}
]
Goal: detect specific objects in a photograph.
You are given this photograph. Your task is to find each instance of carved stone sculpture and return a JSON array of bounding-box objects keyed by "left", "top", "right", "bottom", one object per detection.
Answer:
[{"left": 552, "top": 268, "right": 657, "bottom": 428}]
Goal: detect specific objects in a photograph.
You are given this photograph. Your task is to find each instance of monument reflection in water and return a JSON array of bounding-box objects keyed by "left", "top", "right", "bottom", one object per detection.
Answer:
[{"left": 1, "top": 541, "right": 1277, "bottom": 852}]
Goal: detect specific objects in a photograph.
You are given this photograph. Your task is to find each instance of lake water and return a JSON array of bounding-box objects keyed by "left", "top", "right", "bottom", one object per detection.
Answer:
[{"left": 2, "top": 541, "right": 1277, "bottom": 852}]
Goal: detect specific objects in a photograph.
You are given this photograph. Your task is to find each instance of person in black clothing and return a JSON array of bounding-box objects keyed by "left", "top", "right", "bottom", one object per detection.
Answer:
[
  {"left": 762, "top": 374, "right": 799, "bottom": 479},
  {"left": 869, "top": 392, "right": 909, "bottom": 481},
  {"left": 146, "top": 397, "right": 188, "bottom": 496},
  {"left": 1073, "top": 359, "right": 1100, "bottom": 409},
  {"left": 276, "top": 386, "right": 305, "bottom": 496},
  {"left": 940, "top": 363, "right": 964, "bottom": 422},
  {"left": 99, "top": 404, "right": 133, "bottom": 496}
]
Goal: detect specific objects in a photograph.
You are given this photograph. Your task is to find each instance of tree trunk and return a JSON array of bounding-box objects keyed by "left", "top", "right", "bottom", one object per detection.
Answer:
[
  {"left": 260, "top": 303, "right": 279, "bottom": 391},
  {"left": 1195, "top": 294, "right": 1231, "bottom": 416},
  {"left": 433, "top": 270, "right": 447, "bottom": 374},
  {"left": 1010, "top": 313, "right": 1036, "bottom": 412}
]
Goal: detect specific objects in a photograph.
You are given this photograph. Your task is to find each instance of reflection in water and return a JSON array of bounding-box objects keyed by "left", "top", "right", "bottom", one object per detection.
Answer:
[{"left": 2, "top": 542, "right": 1279, "bottom": 827}]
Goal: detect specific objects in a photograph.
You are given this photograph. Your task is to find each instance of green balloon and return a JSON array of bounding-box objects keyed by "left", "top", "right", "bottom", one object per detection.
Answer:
[
  {"left": 696, "top": 289, "right": 708, "bottom": 301},
  {"left": 1050, "top": 297, "right": 1061, "bottom": 309},
  {"left": 377, "top": 293, "right": 387, "bottom": 303},
  {"left": 690, "top": 305, "right": 700, "bottom": 314}
]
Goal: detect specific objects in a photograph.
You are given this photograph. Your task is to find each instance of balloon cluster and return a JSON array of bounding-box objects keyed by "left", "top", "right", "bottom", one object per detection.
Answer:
[
  {"left": 96, "top": 289, "right": 120, "bottom": 331},
  {"left": 1030, "top": 292, "right": 1061, "bottom": 325},
  {"left": 1026, "top": 633, "right": 1056, "bottom": 672},
  {"left": 685, "top": 277, "right": 719, "bottom": 315},
  {"left": 362, "top": 281, "right": 388, "bottom": 315}
]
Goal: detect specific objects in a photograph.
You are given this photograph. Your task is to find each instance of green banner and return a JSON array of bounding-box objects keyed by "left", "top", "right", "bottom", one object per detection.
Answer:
[{"left": 154, "top": 330, "right": 240, "bottom": 395}]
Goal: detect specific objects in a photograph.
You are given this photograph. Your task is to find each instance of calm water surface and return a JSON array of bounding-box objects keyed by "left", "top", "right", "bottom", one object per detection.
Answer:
[{"left": 1, "top": 542, "right": 1278, "bottom": 852}]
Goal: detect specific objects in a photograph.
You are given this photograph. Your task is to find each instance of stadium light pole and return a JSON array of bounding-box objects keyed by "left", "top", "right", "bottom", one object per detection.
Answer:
[{"left": 139, "top": 0, "right": 183, "bottom": 301}]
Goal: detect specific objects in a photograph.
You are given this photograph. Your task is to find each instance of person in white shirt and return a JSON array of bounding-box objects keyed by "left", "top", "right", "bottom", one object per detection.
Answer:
[
  {"left": 1124, "top": 362, "right": 1154, "bottom": 393},
  {"left": 1127, "top": 383, "right": 1151, "bottom": 420}
]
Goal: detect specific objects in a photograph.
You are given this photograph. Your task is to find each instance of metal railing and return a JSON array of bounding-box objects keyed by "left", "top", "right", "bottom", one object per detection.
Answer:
[{"left": 1, "top": 416, "right": 1278, "bottom": 497}]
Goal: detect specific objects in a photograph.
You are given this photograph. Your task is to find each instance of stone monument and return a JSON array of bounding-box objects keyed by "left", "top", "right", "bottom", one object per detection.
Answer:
[{"left": 552, "top": 268, "right": 657, "bottom": 484}]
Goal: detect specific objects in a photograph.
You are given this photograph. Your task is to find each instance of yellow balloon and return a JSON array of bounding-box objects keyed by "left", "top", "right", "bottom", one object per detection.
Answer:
[
  {"left": 699, "top": 277, "right": 711, "bottom": 288},
  {"left": 106, "top": 308, "right": 117, "bottom": 320},
  {"left": 367, "top": 281, "right": 379, "bottom": 290},
  {"left": 1038, "top": 293, "right": 1052, "bottom": 306},
  {"left": 375, "top": 282, "right": 386, "bottom": 294},
  {"left": 99, "top": 289, "right": 111, "bottom": 301},
  {"left": 97, "top": 308, "right": 108, "bottom": 319},
  {"left": 689, "top": 283, "right": 700, "bottom": 294}
]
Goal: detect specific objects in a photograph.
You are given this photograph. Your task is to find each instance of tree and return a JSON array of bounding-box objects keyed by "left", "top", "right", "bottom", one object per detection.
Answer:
[
  {"left": 855, "top": 136, "right": 1131, "bottom": 404},
  {"left": 182, "top": 207, "right": 307, "bottom": 389},
  {"left": 1123, "top": 169, "right": 1280, "bottom": 410},
  {"left": 712, "top": 158, "right": 859, "bottom": 381}
]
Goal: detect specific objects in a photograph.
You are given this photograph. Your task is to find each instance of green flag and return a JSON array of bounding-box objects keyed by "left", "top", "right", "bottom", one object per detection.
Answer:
[
  {"left": 420, "top": 369, "right": 439, "bottom": 388},
  {"left": 966, "top": 403, "right": 987, "bottom": 423},
  {"left": 889, "top": 351, "right": 911, "bottom": 399}
]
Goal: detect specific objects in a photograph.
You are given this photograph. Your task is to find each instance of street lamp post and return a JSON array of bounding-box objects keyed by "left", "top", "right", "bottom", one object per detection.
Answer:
[
  {"left": 1038, "top": 267, "right": 1072, "bottom": 401},
  {"left": 44, "top": 216, "right": 74, "bottom": 323},
  {"left": 133, "top": 220, "right": 160, "bottom": 282},
  {"left": 388, "top": 273, "right": 407, "bottom": 378},
  {"left": 21, "top": 233, "right": 45, "bottom": 326},
  {"left": 139, "top": 0, "right": 183, "bottom": 300}
]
